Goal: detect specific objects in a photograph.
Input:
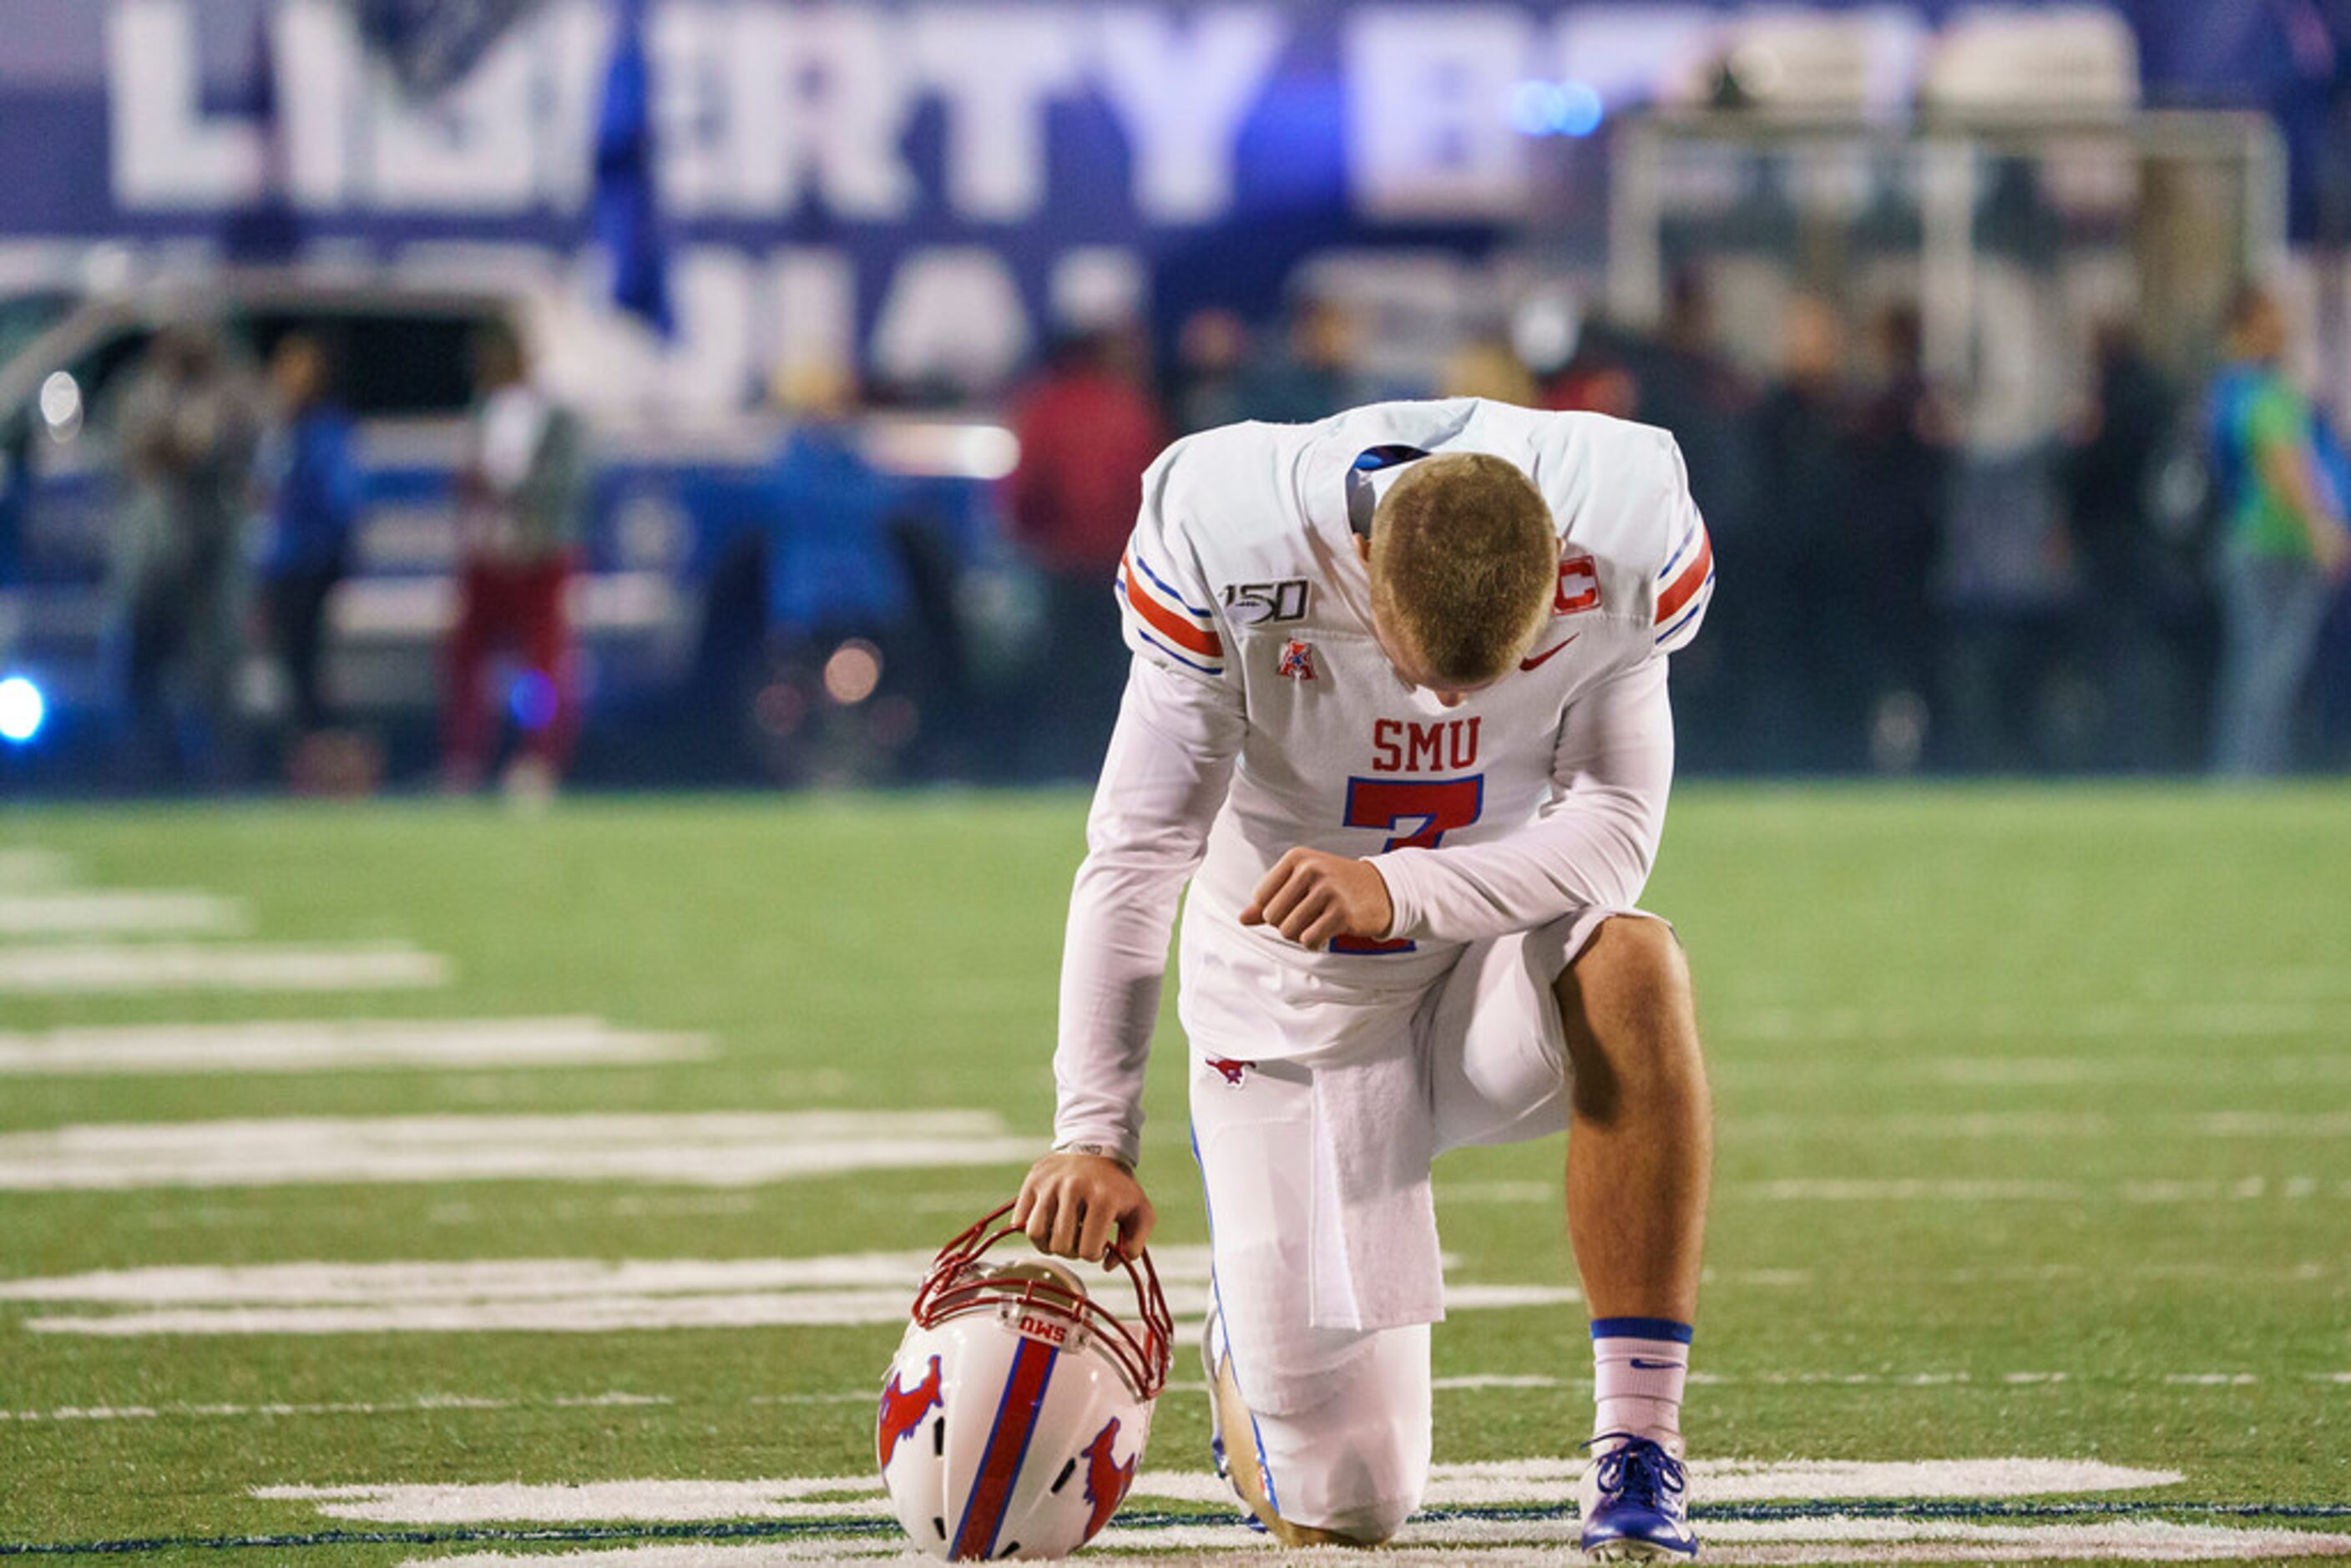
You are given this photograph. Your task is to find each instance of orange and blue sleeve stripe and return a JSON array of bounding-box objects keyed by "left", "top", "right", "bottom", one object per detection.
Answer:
[
  {"left": 1116, "top": 550, "right": 1226, "bottom": 675},
  {"left": 1654, "top": 518, "right": 1713, "bottom": 652}
]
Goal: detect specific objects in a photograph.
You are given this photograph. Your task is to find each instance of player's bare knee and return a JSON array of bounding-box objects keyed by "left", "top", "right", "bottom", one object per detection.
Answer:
[{"left": 1557, "top": 917, "right": 1702, "bottom": 1117}]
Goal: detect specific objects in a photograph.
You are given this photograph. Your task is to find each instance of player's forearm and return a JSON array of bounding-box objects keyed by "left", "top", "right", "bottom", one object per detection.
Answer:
[
  {"left": 1052, "top": 859, "right": 1186, "bottom": 1165},
  {"left": 1049, "top": 659, "right": 1242, "bottom": 1164},
  {"left": 1374, "top": 657, "right": 1674, "bottom": 944},
  {"left": 1373, "top": 783, "right": 1663, "bottom": 943}
]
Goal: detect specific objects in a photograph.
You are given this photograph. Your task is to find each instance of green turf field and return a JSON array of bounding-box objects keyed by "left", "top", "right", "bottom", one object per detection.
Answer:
[{"left": 1, "top": 787, "right": 2346, "bottom": 1565}]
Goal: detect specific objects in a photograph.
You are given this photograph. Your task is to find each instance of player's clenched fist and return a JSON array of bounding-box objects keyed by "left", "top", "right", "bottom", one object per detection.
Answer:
[
  {"left": 1241, "top": 847, "right": 1396, "bottom": 950},
  {"left": 1014, "top": 1152, "right": 1156, "bottom": 1265}
]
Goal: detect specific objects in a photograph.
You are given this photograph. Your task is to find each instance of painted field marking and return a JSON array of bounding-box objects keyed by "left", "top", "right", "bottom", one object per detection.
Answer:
[
  {"left": 1740, "top": 1112, "right": 2351, "bottom": 1141},
  {"left": 0, "top": 1110, "right": 1033, "bottom": 1193},
  {"left": 259, "top": 1458, "right": 2185, "bottom": 1524},
  {"left": 1718, "top": 999, "right": 2343, "bottom": 1043},
  {"left": 0, "top": 848, "right": 75, "bottom": 888},
  {"left": 1443, "top": 1177, "right": 2351, "bottom": 1205},
  {"left": 0, "top": 1017, "right": 710, "bottom": 1076},
  {"left": 1084, "top": 1515, "right": 2351, "bottom": 1565},
  {"left": 0, "top": 941, "right": 450, "bottom": 995},
  {"left": 2138, "top": 964, "right": 2351, "bottom": 1003},
  {"left": 1923, "top": 1054, "right": 2351, "bottom": 1087},
  {"left": 18, "top": 1504, "right": 2351, "bottom": 1568},
  {"left": 0, "top": 890, "right": 245, "bottom": 938},
  {"left": 1090, "top": 1516, "right": 2351, "bottom": 1565},
  {"left": 1, "top": 1395, "right": 510, "bottom": 1424},
  {"left": 250, "top": 1465, "right": 2351, "bottom": 1565},
  {"left": 0, "top": 1393, "right": 665, "bottom": 1424},
  {"left": 0, "top": 1247, "right": 1577, "bottom": 1336}
]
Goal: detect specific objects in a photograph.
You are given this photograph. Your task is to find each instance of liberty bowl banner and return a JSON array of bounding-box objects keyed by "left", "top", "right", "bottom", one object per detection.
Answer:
[{"left": 0, "top": 0, "right": 2319, "bottom": 401}]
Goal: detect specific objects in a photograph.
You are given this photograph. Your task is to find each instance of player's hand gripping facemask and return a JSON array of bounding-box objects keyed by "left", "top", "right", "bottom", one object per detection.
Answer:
[{"left": 877, "top": 1201, "right": 1173, "bottom": 1560}]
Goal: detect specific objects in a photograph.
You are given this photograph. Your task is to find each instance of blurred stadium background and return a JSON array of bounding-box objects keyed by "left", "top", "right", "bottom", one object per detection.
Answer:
[
  {"left": 5, "top": 5, "right": 2351, "bottom": 1565},
  {"left": 0, "top": 0, "right": 2344, "bottom": 792}
]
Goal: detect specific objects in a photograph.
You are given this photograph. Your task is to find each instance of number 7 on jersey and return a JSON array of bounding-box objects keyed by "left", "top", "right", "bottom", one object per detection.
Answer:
[{"left": 1332, "top": 776, "right": 1485, "bottom": 954}]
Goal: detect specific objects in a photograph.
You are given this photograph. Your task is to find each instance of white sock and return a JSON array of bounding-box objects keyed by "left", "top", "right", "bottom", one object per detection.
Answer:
[{"left": 1590, "top": 1316, "right": 1691, "bottom": 1448}]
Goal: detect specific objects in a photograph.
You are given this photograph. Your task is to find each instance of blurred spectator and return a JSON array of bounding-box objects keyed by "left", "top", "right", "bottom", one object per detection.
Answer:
[
  {"left": 1848, "top": 304, "right": 1954, "bottom": 771},
  {"left": 1939, "top": 441, "right": 2080, "bottom": 774},
  {"left": 1746, "top": 296, "right": 1858, "bottom": 770},
  {"left": 2204, "top": 285, "right": 2351, "bottom": 776},
  {"left": 755, "top": 362, "right": 918, "bottom": 782},
  {"left": 1004, "top": 328, "right": 1167, "bottom": 775},
  {"left": 1239, "top": 297, "right": 1363, "bottom": 424},
  {"left": 1438, "top": 337, "right": 1538, "bottom": 406},
  {"left": 765, "top": 363, "right": 910, "bottom": 643},
  {"left": 442, "top": 325, "right": 586, "bottom": 799},
  {"left": 257, "top": 334, "right": 361, "bottom": 743},
  {"left": 1626, "top": 272, "right": 1757, "bottom": 768},
  {"left": 1631, "top": 272, "right": 1757, "bottom": 525},
  {"left": 1540, "top": 317, "right": 1641, "bottom": 420},
  {"left": 0, "top": 415, "right": 25, "bottom": 589},
  {"left": 1172, "top": 309, "right": 1253, "bottom": 434},
  {"left": 112, "top": 324, "right": 265, "bottom": 782},
  {"left": 2061, "top": 323, "right": 2192, "bottom": 770}
]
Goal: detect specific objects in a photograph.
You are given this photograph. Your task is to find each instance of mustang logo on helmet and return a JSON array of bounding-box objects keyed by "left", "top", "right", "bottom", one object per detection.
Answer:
[
  {"left": 876, "top": 1201, "right": 1172, "bottom": 1560},
  {"left": 877, "top": 1353, "right": 945, "bottom": 1470},
  {"left": 1080, "top": 1416, "right": 1138, "bottom": 1539}
]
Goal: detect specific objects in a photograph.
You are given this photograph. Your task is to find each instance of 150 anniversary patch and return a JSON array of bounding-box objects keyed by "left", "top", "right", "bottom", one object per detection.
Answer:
[{"left": 1221, "top": 580, "right": 1311, "bottom": 625}]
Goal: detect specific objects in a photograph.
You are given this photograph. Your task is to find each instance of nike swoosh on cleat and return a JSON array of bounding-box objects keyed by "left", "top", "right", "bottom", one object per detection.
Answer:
[{"left": 1519, "top": 634, "right": 1580, "bottom": 671}]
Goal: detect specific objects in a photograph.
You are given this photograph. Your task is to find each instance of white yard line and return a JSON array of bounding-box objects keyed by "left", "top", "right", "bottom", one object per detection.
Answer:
[
  {"left": 0, "top": 1017, "right": 710, "bottom": 1076},
  {"left": 1443, "top": 1179, "right": 2348, "bottom": 1209},
  {"left": 0, "top": 1110, "right": 1031, "bottom": 1191},
  {"left": 1924, "top": 1055, "right": 2351, "bottom": 1086},
  {"left": 0, "top": 941, "right": 450, "bottom": 994},
  {"left": 1718, "top": 1001, "right": 2341, "bottom": 1043},
  {"left": 385, "top": 1532, "right": 2351, "bottom": 1568},
  {"left": 266, "top": 1458, "right": 2182, "bottom": 1525},
  {"left": 1719, "top": 1112, "right": 2351, "bottom": 1141},
  {"left": 0, "top": 1393, "right": 670, "bottom": 1423},
  {"left": 0, "top": 890, "right": 245, "bottom": 937},
  {"left": 0, "top": 1247, "right": 1585, "bottom": 1336}
]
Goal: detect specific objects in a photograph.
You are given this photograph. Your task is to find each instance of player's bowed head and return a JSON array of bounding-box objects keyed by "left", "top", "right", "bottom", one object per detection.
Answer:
[{"left": 1360, "top": 451, "right": 1559, "bottom": 698}]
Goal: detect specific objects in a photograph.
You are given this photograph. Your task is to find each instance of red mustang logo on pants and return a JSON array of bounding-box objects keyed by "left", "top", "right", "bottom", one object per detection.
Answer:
[
  {"left": 876, "top": 1353, "right": 943, "bottom": 1469},
  {"left": 1206, "top": 1057, "right": 1252, "bottom": 1086},
  {"left": 1081, "top": 1415, "right": 1138, "bottom": 1537}
]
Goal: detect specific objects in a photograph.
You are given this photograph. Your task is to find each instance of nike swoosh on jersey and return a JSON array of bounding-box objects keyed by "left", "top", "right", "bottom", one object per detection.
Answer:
[{"left": 1519, "top": 634, "right": 1580, "bottom": 671}]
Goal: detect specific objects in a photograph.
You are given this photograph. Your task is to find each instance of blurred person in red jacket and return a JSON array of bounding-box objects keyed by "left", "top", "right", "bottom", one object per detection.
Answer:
[
  {"left": 1004, "top": 326, "right": 1167, "bottom": 776},
  {"left": 442, "top": 324, "right": 586, "bottom": 802}
]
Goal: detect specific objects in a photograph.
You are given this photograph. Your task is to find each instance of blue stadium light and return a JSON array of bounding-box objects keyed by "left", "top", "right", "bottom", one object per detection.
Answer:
[
  {"left": 1507, "top": 80, "right": 1567, "bottom": 137},
  {"left": 0, "top": 675, "right": 46, "bottom": 745},
  {"left": 1506, "top": 79, "right": 1606, "bottom": 139},
  {"left": 1556, "top": 81, "right": 1605, "bottom": 138}
]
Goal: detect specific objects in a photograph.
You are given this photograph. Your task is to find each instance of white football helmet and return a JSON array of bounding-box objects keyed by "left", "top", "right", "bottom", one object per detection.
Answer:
[{"left": 877, "top": 1201, "right": 1173, "bottom": 1561}]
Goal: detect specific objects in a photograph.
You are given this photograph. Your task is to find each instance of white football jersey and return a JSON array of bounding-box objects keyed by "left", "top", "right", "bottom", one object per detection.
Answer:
[
  {"left": 1051, "top": 398, "right": 1712, "bottom": 1159},
  {"left": 1115, "top": 398, "right": 1710, "bottom": 992}
]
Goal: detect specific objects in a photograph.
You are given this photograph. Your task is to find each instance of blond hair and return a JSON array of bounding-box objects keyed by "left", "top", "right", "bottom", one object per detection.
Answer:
[{"left": 1368, "top": 453, "right": 1556, "bottom": 688}]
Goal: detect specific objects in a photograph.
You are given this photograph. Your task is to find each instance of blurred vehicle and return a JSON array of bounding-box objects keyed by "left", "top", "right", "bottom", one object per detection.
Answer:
[{"left": 0, "top": 269, "right": 1011, "bottom": 740}]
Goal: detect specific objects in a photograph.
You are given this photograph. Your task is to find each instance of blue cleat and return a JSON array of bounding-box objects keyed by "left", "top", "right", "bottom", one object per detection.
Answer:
[{"left": 1578, "top": 1434, "right": 1698, "bottom": 1562}]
